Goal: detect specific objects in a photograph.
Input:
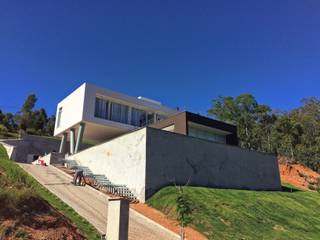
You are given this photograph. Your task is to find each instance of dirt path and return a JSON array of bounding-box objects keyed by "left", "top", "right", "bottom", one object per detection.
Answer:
[{"left": 18, "top": 163, "right": 178, "bottom": 240}]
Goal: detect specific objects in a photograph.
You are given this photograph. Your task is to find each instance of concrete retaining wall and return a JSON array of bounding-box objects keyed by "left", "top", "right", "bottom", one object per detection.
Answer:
[
  {"left": 67, "top": 128, "right": 147, "bottom": 200},
  {"left": 0, "top": 135, "right": 68, "bottom": 162},
  {"left": 66, "top": 127, "right": 281, "bottom": 202},
  {"left": 145, "top": 128, "right": 281, "bottom": 199}
]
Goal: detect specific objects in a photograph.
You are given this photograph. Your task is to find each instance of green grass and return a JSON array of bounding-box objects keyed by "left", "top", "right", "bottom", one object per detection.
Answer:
[
  {"left": 0, "top": 145, "right": 101, "bottom": 240},
  {"left": 148, "top": 186, "right": 320, "bottom": 240}
]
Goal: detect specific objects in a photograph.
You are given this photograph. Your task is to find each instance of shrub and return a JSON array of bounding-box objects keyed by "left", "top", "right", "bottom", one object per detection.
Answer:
[{"left": 0, "top": 124, "right": 8, "bottom": 136}]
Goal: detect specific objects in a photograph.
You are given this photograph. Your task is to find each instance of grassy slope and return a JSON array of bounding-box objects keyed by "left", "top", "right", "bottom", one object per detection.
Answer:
[
  {"left": 0, "top": 145, "right": 101, "bottom": 240},
  {"left": 148, "top": 186, "right": 320, "bottom": 240}
]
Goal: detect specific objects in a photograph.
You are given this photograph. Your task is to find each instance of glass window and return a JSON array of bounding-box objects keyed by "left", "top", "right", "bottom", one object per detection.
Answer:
[
  {"left": 147, "top": 113, "right": 155, "bottom": 124},
  {"left": 94, "top": 97, "right": 109, "bottom": 120},
  {"left": 57, "top": 107, "right": 62, "bottom": 128},
  {"left": 110, "top": 102, "right": 129, "bottom": 124},
  {"left": 188, "top": 126, "right": 226, "bottom": 144},
  {"left": 131, "top": 108, "right": 146, "bottom": 127}
]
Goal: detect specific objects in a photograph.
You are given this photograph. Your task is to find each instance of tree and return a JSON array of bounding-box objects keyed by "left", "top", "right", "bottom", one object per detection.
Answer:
[
  {"left": 21, "top": 94, "right": 37, "bottom": 113},
  {"left": 45, "top": 115, "right": 56, "bottom": 136},
  {"left": 208, "top": 93, "right": 320, "bottom": 172},
  {"left": 33, "top": 108, "right": 48, "bottom": 134},
  {"left": 0, "top": 110, "right": 4, "bottom": 123},
  {"left": 19, "top": 94, "right": 37, "bottom": 131},
  {"left": 288, "top": 98, "right": 320, "bottom": 171},
  {"left": 208, "top": 94, "right": 274, "bottom": 151},
  {"left": 0, "top": 124, "right": 8, "bottom": 136},
  {"left": 3, "top": 113, "right": 17, "bottom": 132},
  {"left": 176, "top": 186, "right": 194, "bottom": 240}
]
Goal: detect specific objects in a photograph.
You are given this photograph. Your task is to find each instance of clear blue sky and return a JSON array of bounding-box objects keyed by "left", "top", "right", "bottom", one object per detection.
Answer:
[{"left": 0, "top": 1, "right": 319, "bottom": 116}]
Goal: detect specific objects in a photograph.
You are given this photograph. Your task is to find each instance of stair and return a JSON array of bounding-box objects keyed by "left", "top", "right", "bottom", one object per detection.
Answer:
[{"left": 63, "top": 159, "right": 138, "bottom": 202}]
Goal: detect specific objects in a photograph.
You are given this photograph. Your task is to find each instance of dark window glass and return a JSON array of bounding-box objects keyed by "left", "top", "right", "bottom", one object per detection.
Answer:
[
  {"left": 131, "top": 108, "right": 146, "bottom": 127},
  {"left": 110, "top": 102, "right": 129, "bottom": 124},
  {"left": 94, "top": 97, "right": 109, "bottom": 120}
]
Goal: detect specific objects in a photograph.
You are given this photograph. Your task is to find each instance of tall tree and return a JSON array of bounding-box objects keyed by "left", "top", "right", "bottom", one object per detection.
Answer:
[
  {"left": 21, "top": 94, "right": 37, "bottom": 113},
  {"left": 272, "top": 115, "right": 302, "bottom": 159},
  {"left": 208, "top": 94, "right": 274, "bottom": 150},
  {"left": 45, "top": 115, "right": 56, "bottom": 136},
  {"left": 19, "top": 94, "right": 37, "bottom": 131},
  {"left": 290, "top": 97, "right": 320, "bottom": 171},
  {"left": 33, "top": 108, "right": 48, "bottom": 134}
]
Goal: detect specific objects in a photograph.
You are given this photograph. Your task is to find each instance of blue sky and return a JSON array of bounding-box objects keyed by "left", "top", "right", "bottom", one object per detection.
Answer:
[{"left": 0, "top": 0, "right": 319, "bottom": 116}]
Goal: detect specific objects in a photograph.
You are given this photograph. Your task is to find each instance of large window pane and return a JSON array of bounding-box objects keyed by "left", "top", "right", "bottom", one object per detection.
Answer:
[
  {"left": 147, "top": 113, "right": 155, "bottom": 124},
  {"left": 188, "top": 126, "right": 226, "bottom": 144},
  {"left": 94, "top": 97, "right": 109, "bottom": 120},
  {"left": 131, "top": 108, "right": 146, "bottom": 127},
  {"left": 110, "top": 102, "right": 129, "bottom": 124}
]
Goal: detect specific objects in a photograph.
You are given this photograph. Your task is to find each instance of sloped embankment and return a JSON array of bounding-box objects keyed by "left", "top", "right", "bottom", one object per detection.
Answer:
[
  {"left": 0, "top": 145, "right": 93, "bottom": 240},
  {"left": 279, "top": 158, "right": 320, "bottom": 190},
  {"left": 148, "top": 186, "right": 320, "bottom": 240}
]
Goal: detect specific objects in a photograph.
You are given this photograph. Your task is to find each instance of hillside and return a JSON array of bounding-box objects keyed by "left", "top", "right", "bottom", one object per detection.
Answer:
[
  {"left": 0, "top": 145, "right": 100, "bottom": 240},
  {"left": 279, "top": 159, "right": 320, "bottom": 191},
  {"left": 148, "top": 186, "right": 320, "bottom": 240}
]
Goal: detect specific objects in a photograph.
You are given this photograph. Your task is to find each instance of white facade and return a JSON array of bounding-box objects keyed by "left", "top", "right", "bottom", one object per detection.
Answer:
[{"left": 54, "top": 83, "right": 177, "bottom": 153}]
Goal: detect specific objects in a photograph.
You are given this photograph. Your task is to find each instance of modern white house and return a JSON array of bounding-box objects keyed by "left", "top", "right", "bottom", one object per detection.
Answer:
[
  {"left": 50, "top": 82, "right": 281, "bottom": 202},
  {"left": 0, "top": 83, "right": 281, "bottom": 202},
  {"left": 54, "top": 83, "right": 178, "bottom": 154}
]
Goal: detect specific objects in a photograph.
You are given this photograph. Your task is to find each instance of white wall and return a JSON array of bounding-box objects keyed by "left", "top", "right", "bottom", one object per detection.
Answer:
[
  {"left": 54, "top": 82, "right": 177, "bottom": 139},
  {"left": 54, "top": 83, "right": 86, "bottom": 136},
  {"left": 67, "top": 128, "right": 147, "bottom": 201},
  {"left": 82, "top": 83, "right": 177, "bottom": 126}
]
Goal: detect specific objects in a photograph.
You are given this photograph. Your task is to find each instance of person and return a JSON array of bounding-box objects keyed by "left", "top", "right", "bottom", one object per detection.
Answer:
[{"left": 73, "top": 169, "right": 84, "bottom": 186}]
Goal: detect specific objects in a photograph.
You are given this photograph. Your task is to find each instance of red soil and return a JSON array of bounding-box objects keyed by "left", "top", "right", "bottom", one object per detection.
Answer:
[
  {"left": 279, "top": 158, "right": 320, "bottom": 190},
  {"left": 56, "top": 165, "right": 207, "bottom": 239},
  {"left": 131, "top": 203, "right": 207, "bottom": 240},
  {"left": 0, "top": 197, "right": 85, "bottom": 240}
]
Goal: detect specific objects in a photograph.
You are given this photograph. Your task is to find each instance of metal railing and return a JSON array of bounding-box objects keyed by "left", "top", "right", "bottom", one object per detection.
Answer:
[{"left": 63, "top": 159, "right": 138, "bottom": 202}]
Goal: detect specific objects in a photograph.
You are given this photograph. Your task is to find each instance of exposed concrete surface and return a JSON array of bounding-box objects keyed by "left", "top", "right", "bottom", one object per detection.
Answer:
[
  {"left": 18, "top": 163, "right": 178, "bottom": 240},
  {"left": 68, "top": 128, "right": 147, "bottom": 201},
  {"left": 0, "top": 135, "right": 91, "bottom": 163},
  {"left": 67, "top": 126, "right": 280, "bottom": 202},
  {"left": 1, "top": 135, "right": 62, "bottom": 162},
  {"left": 145, "top": 127, "right": 281, "bottom": 198}
]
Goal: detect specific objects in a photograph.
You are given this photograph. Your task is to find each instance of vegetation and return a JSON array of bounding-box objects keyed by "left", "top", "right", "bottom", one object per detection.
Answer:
[
  {"left": 175, "top": 186, "right": 194, "bottom": 239},
  {"left": 208, "top": 95, "right": 320, "bottom": 172},
  {"left": 0, "top": 145, "right": 100, "bottom": 239},
  {"left": 148, "top": 186, "right": 320, "bottom": 240},
  {"left": 0, "top": 94, "right": 55, "bottom": 138}
]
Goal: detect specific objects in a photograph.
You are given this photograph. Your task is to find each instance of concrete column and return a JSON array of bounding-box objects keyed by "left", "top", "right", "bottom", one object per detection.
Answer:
[
  {"left": 74, "top": 123, "right": 85, "bottom": 154},
  {"left": 59, "top": 132, "right": 67, "bottom": 154},
  {"left": 106, "top": 198, "right": 129, "bottom": 240},
  {"left": 128, "top": 107, "right": 132, "bottom": 125},
  {"left": 70, "top": 128, "right": 75, "bottom": 155},
  {"left": 153, "top": 113, "right": 157, "bottom": 123}
]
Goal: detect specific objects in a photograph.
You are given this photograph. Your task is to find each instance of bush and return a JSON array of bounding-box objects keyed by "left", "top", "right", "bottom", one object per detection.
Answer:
[{"left": 0, "top": 124, "right": 8, "bottom": 136}]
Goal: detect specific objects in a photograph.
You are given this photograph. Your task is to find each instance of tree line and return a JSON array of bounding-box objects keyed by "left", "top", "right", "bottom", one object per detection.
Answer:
[
  {"left": 0, "top": 94, "right": 55, "bottom": 137},
  {"left": 208, "top": 94, "right": 320, "bottom": 172}
]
